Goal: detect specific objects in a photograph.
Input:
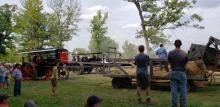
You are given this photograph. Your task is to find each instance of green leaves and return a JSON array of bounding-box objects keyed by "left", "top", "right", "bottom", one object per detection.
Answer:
[
  {"left": 89, "top": 10, "right": 109, "bottom": 53},
  {"left": 14, "top": 0, "right": 48, "bottom": 51},
  {"left": 134, "top": 0, "right": 203, "bottom": 47},
  {"left": 47, "top": 0, "right": 81, "bottom": 48},
  {"left": 122, "top": 41, "right": 138, "bottom": 58},
  {"left": 191, "top": 13, "right": 203, "bottom": 22},
  {"left": 0, "top": 4, "right": 17, "bottom": 54},
  {"left": 73, "top": 48, "right": 88, "bottom": 54}
]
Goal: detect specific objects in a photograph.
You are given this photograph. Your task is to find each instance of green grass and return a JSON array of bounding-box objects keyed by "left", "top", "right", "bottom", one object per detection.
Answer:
[{"left": 1, "top": 74, "right": 220, "bottom": 107}]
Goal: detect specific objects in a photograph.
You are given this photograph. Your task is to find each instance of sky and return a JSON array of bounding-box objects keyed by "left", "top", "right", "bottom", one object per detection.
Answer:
[{"left": 1, "top": 0, "right": 220, "bottom": 52}]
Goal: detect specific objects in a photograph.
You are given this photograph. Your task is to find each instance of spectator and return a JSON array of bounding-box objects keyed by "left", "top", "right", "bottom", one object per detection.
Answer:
[
  {"left": 85, "top": 95, "right": 103, "bottom": 107},
  {"left": 13, "top": 64, "right": 22, "bottom": 96},
  {"left": 156, "top": 44, "right": 168, "bottom": 59},
  {"left": 24, "top": 100, "right": 37, "bottom": 107},
  {"left": 135, "top": 45, "right": 152, "bottom": 104},
  {"left": 4, "top": 68, "right": 10, "bottom": 89},
  {"left": 168, "top": 39, "right": 188, "bottom": 107},
  {"left": 156, "top": 44, "right": 168, "bottom": 71},
  {"left": 0, "top": 65, "right": 5, "bottom": 89},
  {"left": 0, "top": 93, "right": 9, "bottom": 107},
  {"left": 51, "top": 62, "right": 59, "bottom": 96}
]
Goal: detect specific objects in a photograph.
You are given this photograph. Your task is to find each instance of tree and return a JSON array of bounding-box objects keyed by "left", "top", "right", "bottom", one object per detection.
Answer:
[
  {"left": 122, "top": 41, "right": 138, "bottom": 58},
  {"left": 0, "top": 48, "right": 21, "bottom": 63},
  {"left": 89, "top": 36, "right": 119, "bottom": 53},
  {"left": 73, "top": 48, "right": 88, "bottom": 54},
  {"left": 47, "top": 0, "right": 81, "bottom": 48},
  {"left": 0, "top": 4, "right": 17, "bottom": 54},
  {"left": 127, "top": 0, "right": 203, "bottom": 54},
  {"left": 14, "top": 0, "right": 49, "bottom": 51},
  {"left": 100, "top": 36, "right": 119, "bottom": 52},
  {"left": 89, "top": 10, "right": 108, "bottom": 53}
]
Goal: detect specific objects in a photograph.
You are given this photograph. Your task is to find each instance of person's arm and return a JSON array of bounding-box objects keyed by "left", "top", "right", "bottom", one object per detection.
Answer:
[
  {"left": 164, "top": 49, "right": 168, "bottom": 56},
  {"left": 156, "top": 49, "right": 159, "bottom": 55},
  {"left": 185, "top": 53, "right": 189, "bottom": 64},
  {"left": 168, "top": 52, "right": 171, "bottom": 63},
  {"left": 147, "top": 55, "right": 150, "bottom": 65},
  {"left": 12, "top": 70, "right": 17, "bottom": 80},
  {"left": 134, "top": 56, "right": 137, "bottom": 65}
]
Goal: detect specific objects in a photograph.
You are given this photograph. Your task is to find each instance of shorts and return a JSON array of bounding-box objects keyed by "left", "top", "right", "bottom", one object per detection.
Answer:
[
  {"left": 136, "top": 72, "right": 150, "bottom": 89},
  {"left": 0, "top": 75, "right": 5, "bottom": 83},
  {"left": 51, "top": 78, "right": 57, "bottom": 87}
]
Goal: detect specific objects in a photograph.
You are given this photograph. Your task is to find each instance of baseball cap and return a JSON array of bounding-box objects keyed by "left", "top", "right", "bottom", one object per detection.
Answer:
[
  {"left": 0, "top": 93, "right": 9, "bottom": 103},
  {"left": 24, "top": 100, "right": 37, "bottom": 107},
  {"left": 87, "top": 95, "right": 103, "bottom": 106}
]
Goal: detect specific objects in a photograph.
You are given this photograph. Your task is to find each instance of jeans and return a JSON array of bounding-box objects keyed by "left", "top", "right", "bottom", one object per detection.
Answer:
[
  {"left": 170, "top": 71, "right": 187, "bottom": 107},
  {"left": 14, "top": 80, "right": 21, "bottom": 96}
]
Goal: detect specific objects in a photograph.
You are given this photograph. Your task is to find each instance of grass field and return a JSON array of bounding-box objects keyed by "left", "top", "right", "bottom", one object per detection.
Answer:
[{"left": 1, "top": 74, "right": 220, "bottom": 107}]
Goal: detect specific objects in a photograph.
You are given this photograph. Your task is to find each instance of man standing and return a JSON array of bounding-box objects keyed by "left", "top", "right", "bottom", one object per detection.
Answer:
[
  {"left": 51, "top": 62, "right": 58, "bottom": 96},
  {"left": 156, "top": 44, "right": 167, "bottom": 59},
  {"left": 156, "top": 44, "right": 168, "bottom": 71},
  {"left": 13, "top": 64, "right": 22, "bottom": 96},
  {"left": 135, "top": 45, "right": 152, "bottom": 104},
  {"left": 168, "top": 40, "right": 188, "bottom": 107}
]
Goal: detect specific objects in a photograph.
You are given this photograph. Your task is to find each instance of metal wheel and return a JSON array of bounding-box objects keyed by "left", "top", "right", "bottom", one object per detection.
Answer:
[{"left": 58, "top": 66, "right": 69, "bottom": 79}]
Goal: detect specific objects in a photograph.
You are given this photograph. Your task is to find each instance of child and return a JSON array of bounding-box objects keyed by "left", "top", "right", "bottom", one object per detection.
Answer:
[{"left": 51, "top": 62, "right": 59, "bottom": 96}]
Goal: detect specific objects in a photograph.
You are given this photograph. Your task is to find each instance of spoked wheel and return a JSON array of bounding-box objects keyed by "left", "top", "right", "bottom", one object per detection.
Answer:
[
  {"left": 95, "top": 67, "right": 103, "bottom": 74},
  {"left": 58, "top": 67, "right": 69, "bottom": 79}
]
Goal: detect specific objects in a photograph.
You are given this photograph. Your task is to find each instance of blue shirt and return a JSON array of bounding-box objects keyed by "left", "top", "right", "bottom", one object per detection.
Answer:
[
  {"left": 13, "top": 68, "right": 22, "bottom": 80},
  {"left": 156, "top": 47, "right": 167, "bottom": 59},
  {"left": 135, "top": 53, "right": 150, "bottom": 73}
]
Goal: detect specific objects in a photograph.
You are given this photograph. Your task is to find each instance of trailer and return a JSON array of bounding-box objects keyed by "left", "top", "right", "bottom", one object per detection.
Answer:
[{"left": 104, "top": 57, "right": 211, "bottom": 91}]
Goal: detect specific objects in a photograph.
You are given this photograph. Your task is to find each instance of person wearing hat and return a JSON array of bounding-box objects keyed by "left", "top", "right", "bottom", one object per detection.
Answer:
[
  {"left": 85, "top": 95, "right": 103, "bottom": 107},
  {"left": 0, "top": 93, "right": 9, "bottom": 107},
  {"left": 24, "top": 100, "right": 37, "bottom": 107}
]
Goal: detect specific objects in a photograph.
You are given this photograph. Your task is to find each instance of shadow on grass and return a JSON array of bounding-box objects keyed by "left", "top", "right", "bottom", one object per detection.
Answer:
[
  {"left": 129, "top": 82, "right": 220, "bottom": 93},
  {"left": 129, "top": 83, "right": 170, "bottom": 91}
]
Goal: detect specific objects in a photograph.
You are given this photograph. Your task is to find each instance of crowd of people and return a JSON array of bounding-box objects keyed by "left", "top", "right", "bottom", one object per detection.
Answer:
[{"left": 0, "top": 39, "right": 188, "bottom": 107}]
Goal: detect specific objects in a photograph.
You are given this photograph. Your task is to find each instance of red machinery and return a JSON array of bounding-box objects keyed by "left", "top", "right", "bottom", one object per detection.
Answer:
[{"left": 20, "top": 48, "right": 69, "bottom": 80}]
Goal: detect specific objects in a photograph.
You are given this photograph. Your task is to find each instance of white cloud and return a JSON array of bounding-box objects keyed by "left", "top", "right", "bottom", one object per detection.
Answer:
[
  {"left": 81, "top": 5, "right": 108, "bottom": 20},
  {"left": 81, "top": 14, "right": 94, "bottom": 20},
  {"left": 122, "top": 23, "right": 139, "bottom": 29},
  {"left": 88, "top": 5, "right": 108, "bottom": 12}
]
